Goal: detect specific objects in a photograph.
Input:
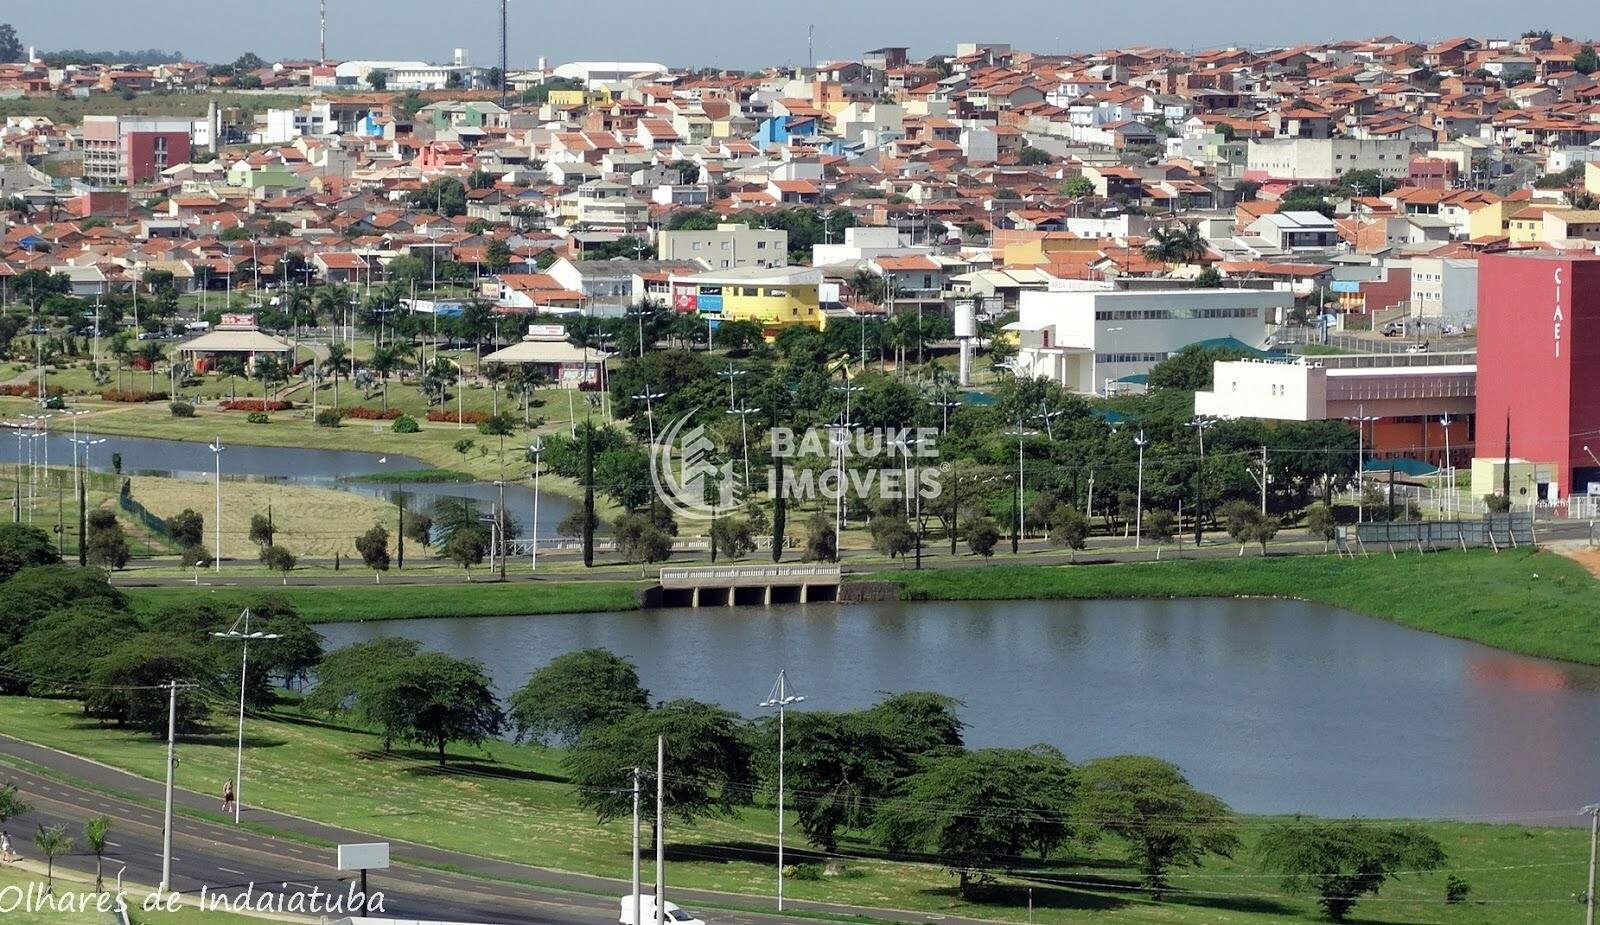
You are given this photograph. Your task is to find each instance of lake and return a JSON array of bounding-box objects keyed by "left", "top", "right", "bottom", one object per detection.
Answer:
[{"left": 317, "top": 597, "right": 1600, "bottom": 820}]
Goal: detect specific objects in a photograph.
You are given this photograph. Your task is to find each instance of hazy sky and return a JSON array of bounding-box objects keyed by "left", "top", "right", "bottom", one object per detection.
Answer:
[{"left": 8, "top": 0, "right": 1600, "bottom": 69}]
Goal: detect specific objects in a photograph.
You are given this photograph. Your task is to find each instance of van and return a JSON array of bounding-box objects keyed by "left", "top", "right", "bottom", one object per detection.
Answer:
[{"left": 618, "top": 894, "right": 705, "bottom": 925}]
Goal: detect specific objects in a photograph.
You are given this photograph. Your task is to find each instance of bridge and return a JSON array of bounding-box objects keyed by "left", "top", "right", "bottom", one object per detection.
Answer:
[{"left": 653, "top": 564, "right": 842, "bottom": 607}]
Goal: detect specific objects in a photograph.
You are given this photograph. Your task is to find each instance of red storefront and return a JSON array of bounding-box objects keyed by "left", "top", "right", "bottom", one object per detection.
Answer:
[{"left": 1476, "top": 250, "right": 1600, "bottom": 500}]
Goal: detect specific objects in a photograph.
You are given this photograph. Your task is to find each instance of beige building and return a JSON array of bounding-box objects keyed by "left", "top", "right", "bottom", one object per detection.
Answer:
[{"left": 657, "top": 223, "right": 788, "bottom": 270}]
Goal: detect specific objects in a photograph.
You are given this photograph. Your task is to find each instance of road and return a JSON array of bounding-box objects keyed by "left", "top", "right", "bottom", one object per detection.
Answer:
[{"left": 0, "top": 737, "right": 983, "bottom": 925}]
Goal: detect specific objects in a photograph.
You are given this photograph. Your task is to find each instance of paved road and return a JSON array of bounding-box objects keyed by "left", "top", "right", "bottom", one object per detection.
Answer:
[{"left": 0, "top": 736, "right": 984, "bottom": 925}]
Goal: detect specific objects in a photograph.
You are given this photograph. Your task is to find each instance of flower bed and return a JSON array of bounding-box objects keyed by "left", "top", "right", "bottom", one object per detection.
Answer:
[
  {"left": 100, "top": 389, "right": 169, "bottom": 403},
  {"left": 425, "top": 409, "right": 490, "bottom": 424},
  {"left": 340, "top": 406, "right": 402, "bottom": 420},
  {"left": 220, "top": 399, "right": 293, "bottom": 412},
  {"left": 0, "top": 383, "right": 64, "bottom": 398}
]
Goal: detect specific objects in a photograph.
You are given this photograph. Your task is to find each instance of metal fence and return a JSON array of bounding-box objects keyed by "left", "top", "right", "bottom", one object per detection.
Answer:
[{"left": 1337, "top": 512, "right": 1535, "bottom": 553}]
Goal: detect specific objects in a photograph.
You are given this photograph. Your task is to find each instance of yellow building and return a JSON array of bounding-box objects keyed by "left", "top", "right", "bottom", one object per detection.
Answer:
[
  {"left": 1588, "top": 162, "right": 1600, "bottom": 197},
  {"left": 669, "top": 267, "right": 824, "bottom": 339},
  {"left": 1466, "top": 200, "right": 1509, "bottom": 241},
  {"left": 1001, "top": 232, "right": 1100, "bottom": 268},
  {"left": 1506, "top": 205, "right": 1571, "bottom": 244}
]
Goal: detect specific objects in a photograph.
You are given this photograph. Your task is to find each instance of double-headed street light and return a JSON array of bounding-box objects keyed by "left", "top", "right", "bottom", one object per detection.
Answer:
[
  {"left": 528, "top": 438, "right": 543, "bottom": 572},
  {"left": 1343, "top": 405, "right": 1380, "bottom": 523},
  {"left": 210, "top": 608, "right": 281, "bottom": 824},
  {"left": 1133, "top": 429, "right": 1149, "bottom": 550},
  {"left": 758, "top": 671, "right": 805, "bottom": 911},
  {"left": 632, "top": 386, "right": 666, "bottom": 446}
]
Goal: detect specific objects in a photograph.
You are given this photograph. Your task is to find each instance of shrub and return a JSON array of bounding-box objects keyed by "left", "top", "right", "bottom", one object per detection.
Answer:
[
  {"left": 314, "top": 409, "right": 343, "bottom": 428},
  {"left": 426, "top": 409, "right": 490, "bottom": 424},
  {"left": 101, "top": 389, "right": 167, "bottom": 403},
  {"left": 0, "top": 383, "right": 63, "bottom": 398},
  {"left": 392, "top": 415, "right": 420, "bottom": 434},
  {"left": 179, "top": 544, "right": 212, "bottom": 568},
  {"left": 220, "top": 399, "right": 292, "bottom": 412},
  {"left": 246, "top": 411, "right": 270, "bottom": 424},
  {"left": 341, "top": 406, "right": 402, "bottom": 420},
  {"left": 169, "top": 400, "right": 195, "bottom": 418}
]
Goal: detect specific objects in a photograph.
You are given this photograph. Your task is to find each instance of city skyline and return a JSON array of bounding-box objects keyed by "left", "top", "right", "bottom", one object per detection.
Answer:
[{"left": 8, "top": 0, "right": 1600, "bottom": 68}]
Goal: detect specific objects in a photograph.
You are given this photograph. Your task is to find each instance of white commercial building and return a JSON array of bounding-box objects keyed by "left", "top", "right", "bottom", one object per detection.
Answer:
[
  {"left": 551, "top": 61, "right": 670, "bottom": 89},
  {"left": 1010, "top": 283, "right": 1287, "bottom": 394},
  {"left": 1246, "top": 137, "right": 1414, "bottom": 183},
  {"left": 1408, "top": 256, "right": 1478, "bottom": 325},
  {"left": 1194, "top": 355, "right": 1476, "bottom": 422},
  {"left": 658, "top": 223, "right": 788, "bottom": 270},
  {"left": 333, "top": 60, "right": 477, "bottom": 91}
]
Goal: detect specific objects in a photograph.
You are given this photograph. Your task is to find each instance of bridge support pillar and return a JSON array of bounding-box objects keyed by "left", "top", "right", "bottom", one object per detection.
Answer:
[
  {"left": 800, "top": 584, "right": 809, "bottom": 603},
  {"left": 691, "top": 586, "right": 700, "bottom": 608},
  {"left": 763, "top": 585, "right": 772, "bottom": 605}
]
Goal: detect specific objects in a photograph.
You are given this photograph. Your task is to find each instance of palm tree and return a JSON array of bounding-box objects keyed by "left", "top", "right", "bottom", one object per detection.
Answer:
[
  {"left": 109, "top": 334, "right": 132, "bottom": 392},
  {"left": 136, "top": 342, "right": 164, "bottom": 395},
  {"left": 370, "top": 344, "right": 402, "bottom": 412},
  {"left": 324, "top": 342, "right": 351, "bottom": 408},
  {"left": 83, "top": 816, "right": 111, "bottom": 894},
  {"left": 316, "top": 283, "right": 352, "bottom": 333},
  {"left": 216, "top": 356, "right": 247, "bottom": 400},
  {"left": 34, "top": 824, "right": 73, "bottom": 895},
  {"left": 1144, "top": 222, "right": 1209, "bottom": 264}
]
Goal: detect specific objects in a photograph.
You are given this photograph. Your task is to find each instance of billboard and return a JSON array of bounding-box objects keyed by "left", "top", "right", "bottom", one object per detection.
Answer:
[
  {"left": 337, "top": 843, "right": 390, "bottom": 871},
  {"left": 672, "top": 283, "right": 698, "bottom": 313},
  {"left": 697, "top": 285, "right": 724, "bottom": 313}
]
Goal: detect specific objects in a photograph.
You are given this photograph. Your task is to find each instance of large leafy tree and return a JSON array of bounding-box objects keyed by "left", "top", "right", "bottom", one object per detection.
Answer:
[
  {"left": 304, "top": 637, "right": 422, "bottom": 719},
  {"left": 1145, "top": 343, "right": 1251, "bottom": 391},
  {"left": 0, "top": 24, "right": 23, "bottom": 64},
  {"left": 508, "top": 648, "right": 650, "bottom": 745},
  {"left": 3, "top": 605, "right": 141, "bottom": 695},
  {"left": 355, "top": 652, "right": 503, "bottom": 765},
  {"left": 84, "top": 632, "right": 213, "bottom": 732},
  {"left": 873, "top": 747, "right": 1078, "bottom": 896},
  {"left": 1257, "top": 821, "right": 1446, "bottom": 922},
  {"left": 566, "top": 699, "right": 752, "bottom": 837},
  {"left": 0, "top": 523, "right": 59, "bottom": 583},
  {"left": 0, "top": 565, "right": 125, "bottom": 651},
  {"left": 1075, "top": 755, "right": 1241, "bottom": 898}
]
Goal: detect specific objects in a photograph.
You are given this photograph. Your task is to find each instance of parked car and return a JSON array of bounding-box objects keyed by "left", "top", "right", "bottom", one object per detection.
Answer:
[
  {"left": 1380, "top": 321, "right": 1405, "bottom": 337},
  {"left": 619, "top": 895, "right": 705, "bottom": 925}
]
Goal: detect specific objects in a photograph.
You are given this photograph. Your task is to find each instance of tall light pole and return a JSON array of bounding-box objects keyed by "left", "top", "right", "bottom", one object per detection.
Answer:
[
  {"left": 160, "top": 680, "right": 177, "bottom": 894},
  {"left": 208, "top": 437, "right": 225, "bottom": 570},
  {"left": 718, "top": 361, "right": 745, "bottom": 410},
  {"left": 726, "top": 403, "right": 760, "bottom": 493},
  {"left": 928, "top": 391, "right": 958, "bottom": 434},
  {"left": 654, "top": 734, "right": 665, "bottom": 925},
  {"left": 211, "top": 609, "right": 280, "bottom": 824},
  {"left": 1133, "top": 429, "right": 1148, "bottom": 550},
  {"left": 1439, "top": 413, "right": 1454, "bottom": 515},
  {"left": 1005, "top": 416, "right": 1038, "bottom": 554},
  {"left": 632, "top": 386, "right": 666, "bottom": 446},
  {"left": 759, "top": 671, "right": 805, "bottom": 911},
  {"left": 528, "top": 438, "right": 542, "bottom": 571},
  {"left": 1583, "top": 803, "right": 1600, "bottom": 925},
  {"left": 631, "top": 766, "right": 642, "bottom": 925},
  {"left": 1343, "top": 405, "right": 1379, "bottom": 523}
]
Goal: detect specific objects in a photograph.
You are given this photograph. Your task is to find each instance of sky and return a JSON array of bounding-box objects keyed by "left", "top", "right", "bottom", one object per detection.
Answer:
[{"left": 8, "top": 0, "right": 1600, "bottom": 70}]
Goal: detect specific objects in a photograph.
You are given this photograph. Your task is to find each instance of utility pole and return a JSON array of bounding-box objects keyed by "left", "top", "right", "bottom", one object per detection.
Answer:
[
  {"left": 631, "top": 767, "right": 642, "bottom": 925},
  {"left": 160, "top": 681, "right": 177, "bottom": 893},
  {"left": 1584, "top": 803, "right": 1599, "bottom": 925},
  {"left": 319, "top": 0, "right": 327, "bottom": 62},
  {"left": 1133, "top": 429, "right": 1148, "bottom": 550},
  {"left": 500, "top": 0, "right": 509, "bottom": 110},
  {"left": 759, "top": 672, "right": 805, "bottom": 910},
  {"left": 655, "top": 735, "right": 665, "bottom": 925}
]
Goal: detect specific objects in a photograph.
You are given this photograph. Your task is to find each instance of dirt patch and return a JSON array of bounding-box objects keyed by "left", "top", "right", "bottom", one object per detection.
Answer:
[{"left": 1553, "top": 541, "right": 1600, "bottom": 578}]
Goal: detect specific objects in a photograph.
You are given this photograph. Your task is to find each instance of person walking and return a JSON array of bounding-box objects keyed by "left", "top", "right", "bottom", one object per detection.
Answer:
[
  {"left": 221, "top": 780, "right": 235, "bottom": 816},
  {"left": 1, "top": 829, "right": 12, "bottom": 864}
]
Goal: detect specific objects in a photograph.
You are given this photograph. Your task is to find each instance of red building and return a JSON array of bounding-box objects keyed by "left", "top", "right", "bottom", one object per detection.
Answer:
[
  {"left": 1476, "top": 250, "right": 1600, "bottom": 500},
  {"left": 81, "top": 115, "right": 192, "bottom": 186}
]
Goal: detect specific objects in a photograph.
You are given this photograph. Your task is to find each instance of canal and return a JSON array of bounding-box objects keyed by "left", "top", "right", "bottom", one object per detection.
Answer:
[{"left": 318, "top": 597, "right": 1600, "bottom": 820}]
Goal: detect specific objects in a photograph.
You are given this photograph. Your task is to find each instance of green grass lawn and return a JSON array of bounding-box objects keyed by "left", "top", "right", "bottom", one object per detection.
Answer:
[
  {"left": 122, "top": 579, "right": 643, "bottom": 622},
  {"left": 874, "top": 547, "right": 1600, "bottom": 665},
  {"left": 0, "top": 91, "right": 307, "bottom": 123},
  {"left": 0, "top": 694, "right": 1583, "bottom": 925}
]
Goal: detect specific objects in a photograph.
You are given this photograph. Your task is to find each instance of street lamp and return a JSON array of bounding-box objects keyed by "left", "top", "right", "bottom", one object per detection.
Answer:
[
  {"left": 1005, "top": 418, "right": 1039, "bottom": 554},
  {"left": 718, "top": 361, "right": 746, "bottom": 410},
  {"left": 928, "top": 390, "right": 959, "bottom": 434},
  {"left": 208, "top": 437, "right": 225, "bottom": 571},
  {"left": 1133, "top": 429, "right": 1149, "bottom": 550},
  {"left": 210, "top": 609, "right": 281, "bottom": 824},
  {"left": 632, "top": 385, "right": 666, "bottom": 446},
  {"left": 528, "top": 438, "right": 543, "bottom": 572},
  {"left": 1343, "top": 405, "right": 1380, "bottom": 523},
  {"left": 726, "top": 403, "right": 760, "bottom": 493},
  {"left": 1438, "top": 413, "right": 1454, "bottom": 515},
  {"left": 758, "top": 670, "right": 805, "bottom": 912}
]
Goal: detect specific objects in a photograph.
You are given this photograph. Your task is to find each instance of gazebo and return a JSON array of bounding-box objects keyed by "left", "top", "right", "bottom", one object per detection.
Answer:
[
  {"left": 176, "top": 314, "right": 293, "bottom": 373},
  {"left": 481, "top": 324, "right": 609, "bottom": 389}
]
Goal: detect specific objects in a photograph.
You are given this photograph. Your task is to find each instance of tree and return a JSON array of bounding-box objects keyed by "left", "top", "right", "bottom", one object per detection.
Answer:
[
  {"left": 803, "top": 512, "right": 837, "bottom": 562},
  {"left": 869, "top": 512, "right": 914, "bottom": 559},
  {"left": 85, "top": 510, "right": 129, "bottom": 569},
  {"left": 486, "top": 240, "right": 512, "bottom": 272},
  {"left": 232, "top": 51, "right": 265, "bottom": 72},
  {"left": 966, "top": 517, "right": 1000, "bottom": 557},
  {"left": 1305, "top": 502, "right": 1338, "bottom": 552},
  {"left": 874, "top": 747, "right": 1077, "bottom": 896},
  {"left": 1059, "top": 175, "right": 1095, "bottom": 197},
  {"left": 566, "top": 699, "right": 752, "bottom": 838},
  {"left": 164, "top": 509, "right": 204, "bottom": 549},
  {"left": 445, "top": 527, "right": 487, "bottom": 575},
  {"left": 84, "top": 633, "right": 211, "bottom": 732},
  {"left": 1576, "top": 46, "right": 1599, "bottom": 76},
  {"left": 0, "top": 24, "right": 22, "bottom": 64},
  {"left": 1076, "top": 755, "right": 1240, "bottom": 898},
  {"left": 3, "top": 607, "right": 141, "bottom": 695},
  {"left": 1048, "top": 505, "right": 1090, "bottom": 551},
  {"left": 260, "top": 544, "right": 296, "bottom": 580},
  {"left": 508, "top": 648, "right": 650, "bottom": 745},
  {"left": 1017, "top": 146, "right": 1053, "bottom": 166},
  {"left": 356, "top": 652, "right": 503, "bottom": 765},
  {"left": 1220, "top": 499, "right": 1262, "bottom": 556},
  {"left": 1257, "top": 822, "right": 1445, "bottom": 922},
  {"left": 224, "top": 506, "right": 260, "bottom": 550},
  {"left": 710, "top": 517, "right": 757, "bottom": 560},
  {"left": 0, "top": 566, "right": 126, "bottom": 652},
  {"left": 305, "top": 637, "right": 422, "bottom": 719},
  {"left": 614, "top": 512, "right": 673, "bottom": 567},
  {"left": 0, "top": 783, "right": 31, "bottom": 832},
  {"left": 1144, "top": 508, "right": 1177, "bottom": 544},
  {"left": 0, "top": 523, "right": 59, "bottom": 581},
  {"left": 83, "top": 816, "right": 111, "bottom": 893},
  {"left": 1144, "top": 223, "right": 1209, "bottom": 263},
  {"left": 366, "top": 69, "right": 389, "bottom": 90},
  {"left": 355, "top": 524, "right": 391, "bottom": 572},
  {"left": 34, "top": 824, "right": 73, "bottom": 894},
  {"left": 1146, "top": 343, "right": 1249, "bottom": 391},
  {"left": 1253, "top": 514, "right": 1281, "bottom": 555}
]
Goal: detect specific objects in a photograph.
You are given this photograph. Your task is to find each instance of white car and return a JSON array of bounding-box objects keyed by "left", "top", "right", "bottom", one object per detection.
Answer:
[{"left": 619, "top": 895, "right": 705, "bottom": 925}]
